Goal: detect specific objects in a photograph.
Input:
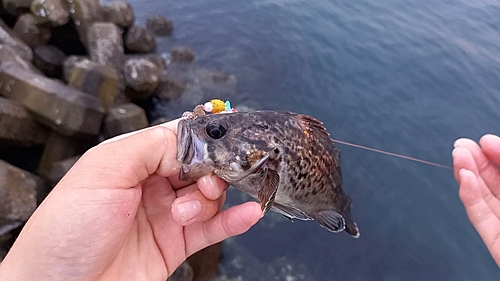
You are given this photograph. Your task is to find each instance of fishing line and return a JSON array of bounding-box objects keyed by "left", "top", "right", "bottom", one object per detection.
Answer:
[{"left": 330, "top": 138, "right": 452, "bottom": 169}]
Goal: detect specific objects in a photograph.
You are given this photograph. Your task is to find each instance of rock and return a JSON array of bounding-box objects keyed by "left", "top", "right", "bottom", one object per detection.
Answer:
[
  {"left": 102, "top": 1, "right": 134, "bottom": 28},
  {"left": 62, "top": 55, "right": 86, "bottom": 82},
  {"left": 0, "top": 21, "right": 33, "bottom": 62},
  {"left": 37, "top": 131, "right": 93, "bottom": 180},
  {"left": 188, "top": 242, "right": 222, "bottom": 281},
  {"left": 126, "top": 53, "right": 166, "bottom": 73},
  {"left": 124, "top": 25, "right": 156, "bottom": 53},
  {"left": 0, "top": 64, "right": 105, "bottom": 137},
  {"left": 154, "top": 74, "right": 185, "bottom": 101},
  {"left": 146, "top": 15, "right": 173, "bottom": 36},
  {"left": 193, "top": 68, "right": 237, "bottom": 94},
  {"left": 170, "top": 46, "right": 196, "bottom": 63},
  {"left": 0, "top": 44, "right": 39, "bottom": 73},
  {"left": 2, "top": 0, "right": 31, "bottom": 16},
  {"left": 30, "top": 0, "right": 70, "bottom": 26},
  {"left": 12, "top": 13, "right": 52, "bottom": 47},
  {"left": 0, "top": 160, "right": 38, "bottom": 234},
  {"left": 123, "top": 58, "right": 158, "bottom": 100},
  {"left": 0, "top": 97, "right": 49, "bottom": 146},
  {"left": 149, "top": 116, "right": 173, "bottom": 126},
  {"left": 102, "top": 103, "right": 148, "bottom": 139},
  {"left": 67, "top": 58, "right": 118, "bottom": 111},
  {"left": 215, "top": 240, "right": 316, "bottom": 281},
  {"left": 69, "top": 0, "right": 102, "bottom": 48},
  {"left": 33, "top": 44, "right": 66, "bottom": 78},
  {"left": 44, "top": 155, "right": 80, "bottom": 184},
  {"left": 87, "top": 22, "right": 124, "bottom": 72},
  {"left": 111, "top": 89, "right": 130, "bottom": 105},
  {"left": 167, "top": 261, "right": 194, "bottom": 281}
]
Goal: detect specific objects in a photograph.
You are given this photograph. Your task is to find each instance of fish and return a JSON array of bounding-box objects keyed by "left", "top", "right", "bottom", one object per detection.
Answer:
[{"left": 176, "top": 110, "right": 360, "bottom": 238}]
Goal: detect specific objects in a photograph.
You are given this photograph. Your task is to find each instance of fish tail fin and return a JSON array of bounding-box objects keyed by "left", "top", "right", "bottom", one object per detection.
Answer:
[{"left": 342, "top": 212, "right": 360, "bottom": 238}]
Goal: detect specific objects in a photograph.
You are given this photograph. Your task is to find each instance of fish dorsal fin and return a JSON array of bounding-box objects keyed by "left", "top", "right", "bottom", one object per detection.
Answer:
[
  {"left": 271, "top": 202, "right": 313, "bottom": 221},
  {"left": 299, "top": 115, "right": 331, "bottom": 138},
  {"left": 258, "top": 168, "right": 280, "bottom": 213},
  {"left": 311, "top": 210, "right": 346, "bottom": 233}
]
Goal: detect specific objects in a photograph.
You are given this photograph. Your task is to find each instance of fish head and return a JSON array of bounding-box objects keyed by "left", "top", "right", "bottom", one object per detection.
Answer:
[{"left": 176, "top": 112, "right": 275, "bottom": 182}]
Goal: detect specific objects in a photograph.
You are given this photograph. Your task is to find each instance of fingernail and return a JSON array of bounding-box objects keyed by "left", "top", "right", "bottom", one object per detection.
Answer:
[
  {"left": 201, "top": 174, "right": 221, "bottom": 198},
  {"left": 482, "top": 134, "right": 496, "bottom": 141},
  {"left": 454, "top": 138, "right": 467, "bottom": 148},
  {"left": 177, "top": 200, "right": 201, "bottom": 222}
]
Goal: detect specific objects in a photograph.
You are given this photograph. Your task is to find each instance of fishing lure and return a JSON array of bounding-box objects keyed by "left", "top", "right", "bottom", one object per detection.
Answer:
[{"left": 202, "top": 99, "right": 237, "bottom": 114}]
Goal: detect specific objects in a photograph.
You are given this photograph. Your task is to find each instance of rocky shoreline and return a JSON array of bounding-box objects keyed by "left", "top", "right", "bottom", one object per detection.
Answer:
[
  {"left": 0, "top": 0, "right": 238, "bottom": 280},
  {"left": 0, "top": 1, "right": 314, "bottom": 280}
]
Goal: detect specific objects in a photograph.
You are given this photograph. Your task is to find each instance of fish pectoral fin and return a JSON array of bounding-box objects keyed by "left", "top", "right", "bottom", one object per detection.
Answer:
[
  {"left": 258, "top": 169, "right": 280, "bottom": 213},
  {"left": 271, "top": 202, "right": 312, "bottom": 221},
  {"left": 311, "top": 210, "right": 346, "bottom": 233}
]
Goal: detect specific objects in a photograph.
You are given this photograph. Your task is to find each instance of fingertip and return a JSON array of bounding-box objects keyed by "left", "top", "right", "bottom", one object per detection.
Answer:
[
  {"left": 197, "top": 174, "right": 228, "bottom": 200},
  {"left": 229, "top": 202, "right": 263, "bottom": 233},
  {"left": 454, "top": 138, "right": 471, "bottom": 148},
  {"left": 480, "top": 134, "right": 500, "bottom": 143},
  {"left": 479, "top": 133, "right": 500, "bottom": 151}
]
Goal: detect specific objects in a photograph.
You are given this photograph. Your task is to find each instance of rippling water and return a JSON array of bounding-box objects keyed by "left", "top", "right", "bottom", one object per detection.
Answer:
[{"left": 127, "top": 0, "right": 500, "bottom": 279}]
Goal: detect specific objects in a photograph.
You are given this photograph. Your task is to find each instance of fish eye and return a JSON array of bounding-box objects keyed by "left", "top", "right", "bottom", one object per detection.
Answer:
[{"left": 206, "top": 123, "right": 227, "bottom": 139}]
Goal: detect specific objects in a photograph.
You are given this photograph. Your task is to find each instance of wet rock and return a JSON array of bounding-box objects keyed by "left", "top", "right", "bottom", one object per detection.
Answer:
[
  {"left": 124, "top": 25, "right": 156, "bottom": 53},
  {"left": 44, "top": 155, "right": 80, "bottom": 184},
  {"left": 167, "top": 261, "right": 194, "bottom": 281},
  {"left": 0, "top": 64, "right": 105, "bottom": 137},
  {"left": 102, "top": 1, "right": 134, "bottom": 28},
  {"left": 67, "top": 58, "right": 118, "bottom": 110},
  {"left": 13, "top": 13, "right": 52, "bottom": 47},
  {"left": 146, "top": 14, "right": 173, "bottom": 36},
  {"left": 87, "top": 22, "right": 124, "bottom": 72},
  {"left": 188, "top": 242, "right": 222, "bottom": 281},
  {"left": 30, "top": 0, "right": 70, "bottom": 26},
  {"left": 0, "top": 21, "right": 33, "bottom": 62},
  {"left": 123, "top": 58, "right": 158, "bottom": 100},
  {"left": 2, "top": 0, "right": 31, "bottom": 16},
  {"left": 102, "top": 103, "right": 148, "bottom": 139},
  {"left": 0, "top": 160, "right": 38, "bottom": 233},
  {"left": 193, "top": 68, "right": 237, "bottom": 94},
  {"left": 154, "top": 74, "right": 185, "bottom": 101},
  {"left": 37, "top": 131, "right": 93, "bottom": 180},
  {"left": 0, "top": 97, "right": 49, "bottom": 146},
  {"left": 170, "top": 46, "right": 196, "bottom": 63},
  {"left": 33, "top": 44, "right": 66, "bottom": 78},
  {"left": 69, "top": 0, "right": 102, "bottom": 48},
  {"left": 0, "top": 44, "right": 39, "bottom": 73},
  {"left": 126, "top": 53, "right": 166, "bottom": 74}
]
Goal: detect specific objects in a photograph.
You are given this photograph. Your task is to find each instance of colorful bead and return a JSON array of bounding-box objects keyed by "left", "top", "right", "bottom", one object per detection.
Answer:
[{"left": 210, "top": 99, "right": 226, "bottom": 113}]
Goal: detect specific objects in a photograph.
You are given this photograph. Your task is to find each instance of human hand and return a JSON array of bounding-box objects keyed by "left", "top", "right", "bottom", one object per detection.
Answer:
[
  {"left": 0, "top": 119, "right": 263, "bottom": 281},
  {"left": 453, "top": 134, "right": 500, "bottom": 267}
]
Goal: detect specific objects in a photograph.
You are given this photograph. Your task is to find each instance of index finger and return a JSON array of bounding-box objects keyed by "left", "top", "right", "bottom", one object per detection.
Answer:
[{"left": 454, "top": 137, "right": 500, "bottom": 198}]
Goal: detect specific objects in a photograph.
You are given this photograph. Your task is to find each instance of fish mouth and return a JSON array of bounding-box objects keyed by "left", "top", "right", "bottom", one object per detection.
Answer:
[{"left": 176, "top": 119, "right": 215, "bottom": 181}]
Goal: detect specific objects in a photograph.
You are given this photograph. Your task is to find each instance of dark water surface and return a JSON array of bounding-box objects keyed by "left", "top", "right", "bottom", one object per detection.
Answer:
[{"left": 127, "top": 0, "right": 500, "bottom": 279}]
